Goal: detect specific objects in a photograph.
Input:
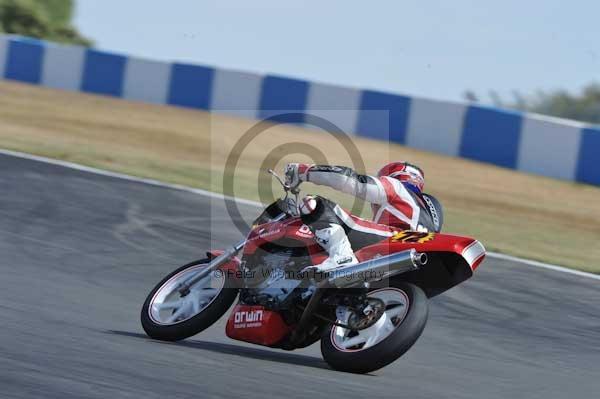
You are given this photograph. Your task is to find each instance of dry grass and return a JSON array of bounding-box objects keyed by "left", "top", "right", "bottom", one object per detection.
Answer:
[{"left": 1, "top": 80, "right": 600, "bottom": 272}]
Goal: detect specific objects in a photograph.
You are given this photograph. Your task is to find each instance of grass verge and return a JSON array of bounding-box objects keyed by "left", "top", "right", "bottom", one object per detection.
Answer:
[{"left": 1, "top": 81, "right": 599, "bottom": 273}]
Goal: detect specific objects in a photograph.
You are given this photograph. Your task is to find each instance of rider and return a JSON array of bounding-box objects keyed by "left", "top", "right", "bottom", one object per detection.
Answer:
[{"left": 284, "top": 162, "right": 441, "bottom": 272}]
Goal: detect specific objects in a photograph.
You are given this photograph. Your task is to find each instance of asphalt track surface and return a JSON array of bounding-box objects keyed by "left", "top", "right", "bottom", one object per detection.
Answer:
[{"left": 1, "top": 153, "right": 599, "bottom": 399}]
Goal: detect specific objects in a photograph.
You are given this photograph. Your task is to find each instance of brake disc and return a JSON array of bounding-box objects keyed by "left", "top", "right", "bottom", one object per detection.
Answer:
[{"left": 347, "top": 297, "right": 386, "bottom": 330}]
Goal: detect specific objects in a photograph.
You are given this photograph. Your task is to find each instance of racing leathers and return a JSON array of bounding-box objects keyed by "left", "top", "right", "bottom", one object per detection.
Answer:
[{"left": 285, "top": 163, "right": 434, "bottom": 272}]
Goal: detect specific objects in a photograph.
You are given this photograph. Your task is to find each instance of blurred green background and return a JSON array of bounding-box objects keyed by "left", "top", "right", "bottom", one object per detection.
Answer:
[{"left": 0, "top": 0, "right": 91, "bottom": 45}]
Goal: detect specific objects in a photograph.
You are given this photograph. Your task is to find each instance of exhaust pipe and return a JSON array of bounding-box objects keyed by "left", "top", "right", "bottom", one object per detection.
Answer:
[{"left": 327, "top": 249, "right": 427, "bottom": 288}]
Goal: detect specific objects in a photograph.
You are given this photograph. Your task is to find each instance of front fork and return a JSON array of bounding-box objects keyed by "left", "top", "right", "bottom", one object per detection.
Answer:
[
  {"left": 177, "top": 240, "right": 246, "bottom": 296},
  {"left": 176, "top": 212, "right": 288, "bottom": 295}
]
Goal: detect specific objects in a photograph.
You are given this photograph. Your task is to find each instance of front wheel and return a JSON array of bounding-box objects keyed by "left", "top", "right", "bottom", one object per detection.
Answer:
[
  {"left": 320, "top": 282, "right": 428, "bottom": 374},
  {"left": 141, "top": 259, "right": 238, "bottom": 341}
]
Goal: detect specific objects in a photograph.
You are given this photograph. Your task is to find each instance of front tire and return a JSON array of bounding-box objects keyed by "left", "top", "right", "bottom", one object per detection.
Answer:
[
  {"left": 141, "top": 259, "right": 238, "bottom": 341},
  {"left": 320, "top": 282, "right": 428, "bottom": 374}
]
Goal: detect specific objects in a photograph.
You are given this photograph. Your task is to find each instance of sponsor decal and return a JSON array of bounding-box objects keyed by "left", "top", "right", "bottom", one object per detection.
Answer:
[
  {"left": 250, "top": 227, "right": 281, "bottom": 241},
  {"left": 423, "top": 195, "right": 440, "bottom": 229},
  {"left": 315, "top": 236, "right": 329, "bottom": 246},
  {"left": 260, "top": 228, "right": 281, "bottom": 238},
  {"left": 391, "top": 231, "right": 435, "bottom": 243},
  {"left": 233, "top": 310, "right": 264, "bottom": 328},
  {"left": 296, "top": 224, "right": 313, "bottom": 238},
  {"left": 336, "top": 256, "right": 354, "bottom": 265},
  {"left": 311, "top": 165, "right": 344, "bottom": 173}
]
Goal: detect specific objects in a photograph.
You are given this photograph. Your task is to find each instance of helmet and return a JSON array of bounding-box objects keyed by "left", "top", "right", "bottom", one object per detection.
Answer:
[{"left": 377, "top": 161, "right": 425, "bottom": 194}]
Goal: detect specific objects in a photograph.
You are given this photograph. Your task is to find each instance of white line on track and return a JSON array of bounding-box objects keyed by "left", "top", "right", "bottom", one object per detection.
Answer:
[
  {"left": 2, "top": 147, "right": 599, "bottom": 281},
  {"left": 0, "top": 148, "right": 260, "bottom": 207},
  {"left": 485, "top": 252, "right": 600, "bottom": 281}
]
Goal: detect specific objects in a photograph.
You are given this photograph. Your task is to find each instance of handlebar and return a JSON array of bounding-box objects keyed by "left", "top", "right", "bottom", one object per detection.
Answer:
[
  {"left": 268, "top": 169, "right": 301, "bottom": 216},
  {"left": 268, "top": 169, "right": 300, "bottom": 194},
  {"left": 268, "top": 169, "right": 290, "bottom": 191}
]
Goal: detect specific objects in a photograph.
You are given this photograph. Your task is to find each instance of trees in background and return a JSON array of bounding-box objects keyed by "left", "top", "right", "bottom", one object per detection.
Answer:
[
  {"left": 0, "top": 0, "right": 92, "bottom": 46},
  {"left": 464, "top": 83, "right": 600, "bottom": 124}
]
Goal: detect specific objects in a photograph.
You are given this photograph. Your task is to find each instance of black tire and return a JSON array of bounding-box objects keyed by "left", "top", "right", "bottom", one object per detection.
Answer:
[
  {"left": 141, "top": 259, "right": 238, "bottom": 341},
  {"left": 320, "top": 282, "right": 428, "bottom": 374}
]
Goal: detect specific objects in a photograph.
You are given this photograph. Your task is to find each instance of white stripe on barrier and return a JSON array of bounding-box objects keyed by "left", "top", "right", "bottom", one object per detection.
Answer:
[
  {"left": 1, "top": 147, "right": 598, "bottom": 282},
  {"left": 210, "top": 68, "right": 262, "bottom": 119},
  {"left": 405, "top": 97, "right": 467, "bottom": 156},
  {"left": 2, "top": 34, "right": 600, "bottom": 190},
  {"left": 517, "top": 114, "right": 584, "bottom": 181},
  {"left": 306, "top": 82, "right": 361, "bottom": 135},
  {"left": 41, "top": 43, "right": 85, "bottom": 91},
  {"left": 123, "top": 57, "right": 171, "bottom": 104},
  {"left": 0, "top": 35, "right": 8, "bottom": 78}
]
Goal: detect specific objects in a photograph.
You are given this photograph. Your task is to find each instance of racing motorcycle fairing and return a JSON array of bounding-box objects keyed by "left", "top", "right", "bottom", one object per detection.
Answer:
[
  {"left": 243, "top": 217, "right": 321, "bottom": 257},
  {"left": 355, "top": 231, "right": 485, "bottom": 270},
  {"left": 241, "top": 215, "right": 484, "bottom": 298},
  {"left": 354, "top": 232, "right": 485, "bottom": 297},
  {"left": 206, "top": 249, "right": 242, "bottom": 270}
]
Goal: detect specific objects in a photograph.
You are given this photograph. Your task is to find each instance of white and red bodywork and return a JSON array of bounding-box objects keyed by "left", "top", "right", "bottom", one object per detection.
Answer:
[{"left": 223, "top": 214, "right": 485, "bottom": 347}]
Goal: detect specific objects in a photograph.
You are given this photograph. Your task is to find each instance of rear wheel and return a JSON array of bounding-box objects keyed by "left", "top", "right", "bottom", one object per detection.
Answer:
[
  {"left": 141, "top": 259, "right": 238, "bottom": 341},
  {"left": 320, "top": 282, "right": 428, "bottom": 373}
]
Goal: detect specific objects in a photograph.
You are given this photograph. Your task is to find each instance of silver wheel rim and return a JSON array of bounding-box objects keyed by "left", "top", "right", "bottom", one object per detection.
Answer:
[
  {"left": 148, "top": 264, "right": 226, "bottom": 325},
  {"left": 331, "top": 287, "right": 410, "bottom": 352}
]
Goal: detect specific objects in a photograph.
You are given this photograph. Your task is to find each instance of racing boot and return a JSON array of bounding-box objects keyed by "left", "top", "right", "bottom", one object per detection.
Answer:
[
  {"left": 298, "top": 195, "right": 358, "bottom": 273},
  {"left": 304, "top": 223, "right": 358, "bottom": 273}
]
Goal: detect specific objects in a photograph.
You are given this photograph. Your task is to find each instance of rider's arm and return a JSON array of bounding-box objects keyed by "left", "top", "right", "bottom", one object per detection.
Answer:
[{"left": 298, "top": 164, "right": 387, "bottom": 204}]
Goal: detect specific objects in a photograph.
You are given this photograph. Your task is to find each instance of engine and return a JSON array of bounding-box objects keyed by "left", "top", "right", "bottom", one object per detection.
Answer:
[{"left": 239, "top": 244, "right": 312, "bottom": 310}]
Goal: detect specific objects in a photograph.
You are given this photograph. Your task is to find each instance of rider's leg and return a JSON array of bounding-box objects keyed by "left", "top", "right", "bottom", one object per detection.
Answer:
[{"left": 299, "top": 195, "right": 358, "bottom": 272}]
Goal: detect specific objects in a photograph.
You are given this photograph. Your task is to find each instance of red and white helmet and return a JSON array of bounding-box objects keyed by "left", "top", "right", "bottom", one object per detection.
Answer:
[{"left": 377, "top": 161, "right": 425, "bottom": 194}]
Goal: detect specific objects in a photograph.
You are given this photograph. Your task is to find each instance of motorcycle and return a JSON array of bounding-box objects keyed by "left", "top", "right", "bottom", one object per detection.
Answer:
[{"left": 141, "top": 170, "right": 486, "bottom": 373}]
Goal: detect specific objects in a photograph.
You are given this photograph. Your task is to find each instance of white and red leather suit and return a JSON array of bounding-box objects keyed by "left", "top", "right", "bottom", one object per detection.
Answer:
[{"left": 286, "top": 162, "right": 433, "bottom": 272}]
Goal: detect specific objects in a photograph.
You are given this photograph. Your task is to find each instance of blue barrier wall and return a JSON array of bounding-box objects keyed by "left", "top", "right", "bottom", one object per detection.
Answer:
[{"left": 1, "top": 34, "right": 598, "bottom": 186}]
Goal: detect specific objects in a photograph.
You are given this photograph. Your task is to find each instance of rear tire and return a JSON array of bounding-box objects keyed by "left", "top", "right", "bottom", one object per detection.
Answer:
[
  {"left": 141, "top": 259, "right": 238, "bottom": 341},
  {"left": 320, "top": 282, "right": 428, "bottom": 373}
]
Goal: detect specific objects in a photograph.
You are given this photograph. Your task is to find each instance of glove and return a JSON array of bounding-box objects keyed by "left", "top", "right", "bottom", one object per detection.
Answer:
[{"left": 284, "top": 163, "right": 311, "bottom": 189}]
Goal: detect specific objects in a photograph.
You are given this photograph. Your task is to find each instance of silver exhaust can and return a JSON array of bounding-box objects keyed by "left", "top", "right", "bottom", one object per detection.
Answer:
[{"left": 327, "top": 249, "right": 427, "bottom": 288}]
